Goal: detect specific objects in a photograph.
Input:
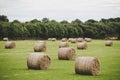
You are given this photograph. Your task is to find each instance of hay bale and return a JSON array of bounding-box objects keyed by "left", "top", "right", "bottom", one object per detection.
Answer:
[
  {"left": 48, "top": 38, "right": 52, "bottom": 41},
  {"left": 77, "top": 38, "right": 84, "bottom": 42},
  {"left": 105, "top": 37, "right": 118, "bottom": 40},
  {"left": 5, "top": 41, "right": 16, "bottom": 49},
  {"left": 61, "top": 38, "right": 67, "bottom": 42},
  {"left": 84, "top": 38, "right": 92, "bottom": 42},
  {"left": 105, "top": 40, "right": 113, "bottom": 46},
  {"left": 58, "top": 47, "right": 76, "bottom": 60},
  {"left": 34, "top": 41, "right": 46, "bottom": 52},
  {"left": 77, "top": 42, "right": 87, "bottom": 49},
  {"left": 52, "top": 38, "right": 57, "bottom": 41},
  {"left": 68, "top": 38, "right": 73, "bottom": 42},
  {"left": 71, "top": 38, "right": 77, "bottom": 43},
  {"left": 27, "top": 53, "right": 51, "bottom": 70},
  {"left": 3, "top": 37, "right": 8, "bottom": 41},
  {"left": 59, "top": 42, "right": 69, "bottom": 48},
  {"left": 75, "top": 56, "right": 100, "bottom": 76}
]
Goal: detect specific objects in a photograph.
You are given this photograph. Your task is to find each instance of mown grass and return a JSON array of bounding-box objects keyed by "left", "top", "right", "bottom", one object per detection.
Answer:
[{"left": 0, "top": 40, "right": 120, "bottom": 80}]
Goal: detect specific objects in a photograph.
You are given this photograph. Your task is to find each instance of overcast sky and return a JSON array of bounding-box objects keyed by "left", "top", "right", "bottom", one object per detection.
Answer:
[{"left": 0, "top": 0, "right": 120, "bottom": 22}]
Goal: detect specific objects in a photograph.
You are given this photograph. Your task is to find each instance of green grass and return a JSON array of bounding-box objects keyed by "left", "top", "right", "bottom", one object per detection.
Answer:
[{"left": 0, "top": 40, "right": 120, "bottom": 80}]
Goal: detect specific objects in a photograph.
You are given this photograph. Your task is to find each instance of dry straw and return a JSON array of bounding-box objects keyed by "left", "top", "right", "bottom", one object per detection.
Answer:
[
  {"left": 58, "top": 47, "right": 76, "bottom": 60},
  {"left": 61, "top": 38, "right": 67, "bottom": 42},
  {"left": 5, "top": 41, "right": 16, "bottom": 49},
  {"left": 71, "top": 38, "right": 77, "bottom": 43},
  {"left": 75, "top": 56, "right": 100, "bottom": 76},
  {"left": 48, "top": 38, "right": 52, "bottom": 41},
  {"left": 77, "top": 38, "right": 84, "bottom": 42},
  {"left": 84, "top": 38, "right": 92, "bottom": 42},
  {"left": 34, "top": 41, "right": 46, "bottom": 52},
  {"left": 59, "top": 42, "right": 69, "bottom": 48},
  {"left": 27, "top": 53, "right": 51, "bottom": 70},
  {"left": 52, "top": 38, "right": 57, "bottom": 41},
  {"left": 3, "top": 37, "right": 8, "bottom": 41},
  {"left": 105, "top": 40, "right": 113, "bottom": 46},
  {"left": 77, "top": 42, "right": 87, "bottom": 49}
]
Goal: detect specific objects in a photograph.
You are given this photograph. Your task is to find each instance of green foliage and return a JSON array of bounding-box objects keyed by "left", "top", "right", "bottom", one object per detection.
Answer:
[
  {"left": 0, "top": 15, "right": 9, "bottom": 22},
  {"left": 0, "top": 22, "right": 10, "bottom": 38},
  {"left": 0, "top": 16, "right": 120, "bottom": 39}
]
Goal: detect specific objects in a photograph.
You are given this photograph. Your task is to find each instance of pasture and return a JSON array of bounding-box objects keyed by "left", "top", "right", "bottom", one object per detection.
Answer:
[{"left": 0, "top": 40, "right": 120, "bottom": 80}]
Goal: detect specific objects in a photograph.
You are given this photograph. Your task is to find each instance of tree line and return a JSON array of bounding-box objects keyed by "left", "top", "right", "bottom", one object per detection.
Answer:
[{"left": 0, "top": 15, "right": 120, "bottom": 40}]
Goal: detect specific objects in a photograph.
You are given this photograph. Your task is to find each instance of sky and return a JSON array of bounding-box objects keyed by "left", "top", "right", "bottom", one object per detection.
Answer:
[{"left": 0, "top": 0, "right": 120, "bottom": 22}]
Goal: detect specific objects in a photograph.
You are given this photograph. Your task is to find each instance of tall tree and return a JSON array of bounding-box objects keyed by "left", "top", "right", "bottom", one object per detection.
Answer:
[{"left": 0, "top": 15, "right": 9, "bottom": 22}]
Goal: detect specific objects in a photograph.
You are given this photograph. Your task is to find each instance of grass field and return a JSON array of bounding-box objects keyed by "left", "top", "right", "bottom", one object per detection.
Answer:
[{"left": 0, "top": 40, "right": 120, "bottom": 80}]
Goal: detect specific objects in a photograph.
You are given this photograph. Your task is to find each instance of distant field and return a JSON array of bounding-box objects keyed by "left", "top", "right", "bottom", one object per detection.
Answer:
[{"left": 0, "top": 40, "right": 120, "bottom": 80}]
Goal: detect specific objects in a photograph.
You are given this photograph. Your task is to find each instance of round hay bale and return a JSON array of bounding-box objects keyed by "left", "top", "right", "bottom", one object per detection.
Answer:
[
  {"left": 3, "top": 37, "right": 8, "bottom": 41},
  {"left": 5, "top": 41, "right": 16, "bottom": 49},
  {"left": 52, "top": 38, "right": 57, "bottom": 41},
  {"left": 77, "top": 42, "right": 87, "bottom": 49},
  {"left": 105, "top": 40, "right": 113, "bottom": 46},
  {"left": 75, "top": 56, "right": 100, "bottom": 76},
  {"left": 34, "top": 41, "right": 46, "bottom": 52},
  {"left": 58, "top": 47, "right": 76, "bottom": 60},
  {"left": 27, "top": 53, "right": 51, "bottom": 70},
  {"left": 77, "top": 38, "right": 84, "bottom": 42},
  {"left": 59, "top": 42, "right": 69, "bottom": 48},
  {"left": 48, "top": 38, "right": 52, "bottom": 41},
  {"left": 68, "top": 38, "right": 73, "bottom": 42},
  {"left": 84, "top": 38, "right": 92, "bottom": 42},
  {"left": 61, "top": 38, "right": 67, "bottom": 42},
  {"left": 71, "top": 38, "right": 77, "bottom": 43}
]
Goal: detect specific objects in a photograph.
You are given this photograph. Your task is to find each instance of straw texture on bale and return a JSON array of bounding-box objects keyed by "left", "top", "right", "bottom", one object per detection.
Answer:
[
  {"left": 61, "top": 38, "right": 67, "bottom": 42},
  {"left": 52, "top": 38, "right": 57, "bottom": 41},
  {"left": 34, "top": 41, "right": 46, "bottom": 52},
  {"left": 75, "top": 56, "right": 100, "bottom": 76},
  {"left": 5, "top": 41, "right": 16, "bottom": 49},
  {"left": 71, "top": 38, "right": 77, "bottom": 43},
  {"left": 77, "top": 42, "right": 87, "bottom": 49},
  {"left": 68, "top": 38, "right": 73, "bottom": 42},
  {"left": 77, "top": 38, "right": 84, "bottom": 42},
  {"left": 105, "top": 40, "right": 113, "bottom": 46},
  {"left": 3, "top": 37, "right": 8, "bottom": 41},
  {"left": 48, "top": 38, "right": 52, "bottom": 41},
  {"left": 27, "top": 53, "right": 51, "bottom": 70},
  {"left": 58, "top": 47, "right": 76, "bottom": 60},
  {"left": 59, "top": 42, "right": 69, "bottom": 48},
  {"left": 85, "top": 38, "right": 92, "bottom": 42}
]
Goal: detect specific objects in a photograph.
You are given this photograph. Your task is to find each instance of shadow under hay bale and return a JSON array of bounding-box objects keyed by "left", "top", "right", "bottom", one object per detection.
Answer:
[
  {"left": 58, "top": 47, "right": 76, "bottom": 60},
  {"left": 75, "top": 56, "right": 100, "bottom": 76},
  {"left": 105, "top": 40, "right": 113, "bottom": 46},
  {"left": 5, "top": 41, "right": 16, "bottom": 49},
  {"left": 27, "top": 53, "right": 51, "bottom": 70},
  {"left": 77, "top": 42, "right": 87, "bottom": 49},
  {"left": 59, "top": 42, "right": 69, "bottom": 48},
  {"left": 34, "top": 41, "right": 46, "bottom": 52}
]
